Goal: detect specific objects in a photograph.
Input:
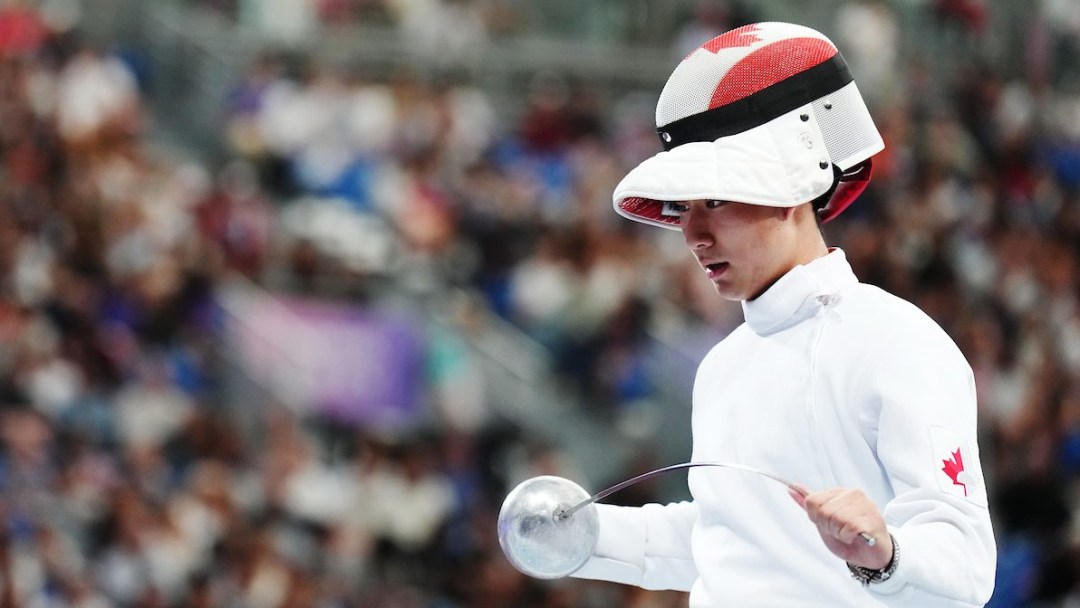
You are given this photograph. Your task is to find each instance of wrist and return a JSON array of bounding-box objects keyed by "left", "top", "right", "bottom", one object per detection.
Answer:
[{"left": 847, "top": 533, "right": 899, "bottom": 586}]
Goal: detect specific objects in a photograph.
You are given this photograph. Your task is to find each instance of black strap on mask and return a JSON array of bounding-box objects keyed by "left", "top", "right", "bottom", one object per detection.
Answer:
[{"left": 656, "top": 54, "right": 853, "bottom": 151}]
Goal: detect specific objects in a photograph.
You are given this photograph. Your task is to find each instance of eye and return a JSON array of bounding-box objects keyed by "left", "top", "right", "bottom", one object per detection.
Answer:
[
  {"left": 705, "top": 200, "right": 727, "bottom": 209},
  {"left": 667, "top": 202, "right": 690, "bottom": 214}
]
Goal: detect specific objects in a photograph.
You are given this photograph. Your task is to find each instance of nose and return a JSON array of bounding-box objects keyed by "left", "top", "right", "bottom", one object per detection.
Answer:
[{"left": 681, "top": 205, "right": 713, "bottom": 250}]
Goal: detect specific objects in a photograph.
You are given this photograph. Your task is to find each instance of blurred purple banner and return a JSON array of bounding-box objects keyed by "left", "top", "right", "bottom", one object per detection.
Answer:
[{"left": 224, "top": 292, "right": 425, "bottom": 428}]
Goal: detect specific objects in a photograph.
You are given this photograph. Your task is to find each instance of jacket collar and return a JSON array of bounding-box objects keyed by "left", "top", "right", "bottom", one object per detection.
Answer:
[{"left": 741, "top": 248, "right": 858, "bottom": 336}]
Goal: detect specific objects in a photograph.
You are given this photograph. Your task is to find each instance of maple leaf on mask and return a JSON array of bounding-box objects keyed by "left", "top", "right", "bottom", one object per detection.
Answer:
[
  {"left": 942, "top": 448, "right": 967, "bottom": 496},
  {"left": 702, "top": 25, "right": 762, "bottom": 53}
]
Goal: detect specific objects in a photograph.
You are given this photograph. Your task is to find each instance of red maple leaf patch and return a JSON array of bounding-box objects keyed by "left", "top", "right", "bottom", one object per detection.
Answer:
[
  {"left": 701, "top": 25, "right": 762, "bottom": 54},
  {"left": 941, "top": 448, "right": 967, "bottom": 496}
]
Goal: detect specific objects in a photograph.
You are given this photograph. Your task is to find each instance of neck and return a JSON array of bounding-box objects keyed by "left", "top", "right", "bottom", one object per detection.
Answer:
[
  {"left": 788, "top": 204, "right": 830, "bottom": 267},
  {"left": 747, "top": 208, "right": 829, "bottom": 301},
  {"left": 793, "top": 233, "right": 830, "bottom": 267}
]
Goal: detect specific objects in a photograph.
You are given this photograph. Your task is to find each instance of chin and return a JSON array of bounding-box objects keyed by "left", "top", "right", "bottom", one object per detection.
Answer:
[{"left": 711, "top": 284, "right": 746, "bottom": 302}]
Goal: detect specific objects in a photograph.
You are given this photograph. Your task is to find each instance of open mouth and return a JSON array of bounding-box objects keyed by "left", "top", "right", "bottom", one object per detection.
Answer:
[{"left": 705, "top": 262, "right": 729, "bottom": 277}]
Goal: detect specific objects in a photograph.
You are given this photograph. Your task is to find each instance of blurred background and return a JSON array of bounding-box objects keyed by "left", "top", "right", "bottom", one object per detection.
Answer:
[{"left": 0, "top": 0, "right": 1077, "bottom": 605}]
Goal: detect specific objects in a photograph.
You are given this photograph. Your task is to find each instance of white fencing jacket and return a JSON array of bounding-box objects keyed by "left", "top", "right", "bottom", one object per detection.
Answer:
[{"left": 572, "top": 249, "right": 996, "bottom": 607}]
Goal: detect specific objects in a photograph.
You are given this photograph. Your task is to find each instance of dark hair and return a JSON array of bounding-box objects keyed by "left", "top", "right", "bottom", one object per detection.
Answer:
[{"left": 810, "top": 165, "right": 843, "bottom": 225}]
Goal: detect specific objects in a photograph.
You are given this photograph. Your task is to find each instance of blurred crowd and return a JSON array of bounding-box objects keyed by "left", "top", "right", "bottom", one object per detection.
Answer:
[{"left": 1, "top": 0, "right": 1079, "bottom": 606}]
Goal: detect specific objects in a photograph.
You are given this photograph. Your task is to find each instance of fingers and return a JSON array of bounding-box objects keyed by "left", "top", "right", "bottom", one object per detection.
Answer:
[
  {"left": 802, "top": 488, "right": 884, "bottom": 544},
  {"left": 793, "top": 486, "right": 892, "bottom": 569},
  {"left": 825, "top": 501, "right": 874, "bottom": 545},
  {"left": 806, "top": 489, "right": 858, "bottom": 528},
  {"left": 790, "top": 488, "right": 889, "bottom": 570},
  {"left": 788, "top": 483, "right": 810, "bottom": 508}
]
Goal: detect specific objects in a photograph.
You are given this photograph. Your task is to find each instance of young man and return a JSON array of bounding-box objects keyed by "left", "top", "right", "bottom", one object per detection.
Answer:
[{"left": 568, "top": 22, "right": 996, "bottom": 606}]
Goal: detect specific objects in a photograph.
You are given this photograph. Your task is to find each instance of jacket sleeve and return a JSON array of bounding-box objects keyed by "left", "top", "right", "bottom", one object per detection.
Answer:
[
  {"left": 861, "top": 327, "right": 997, "bottom": 607},
  {"left": 569, "top": 500, "right": 699, "bottom": 591}
]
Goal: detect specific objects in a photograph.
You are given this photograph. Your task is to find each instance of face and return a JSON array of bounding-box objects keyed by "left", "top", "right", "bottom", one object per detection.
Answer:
[{"left": 674, "top": 199, "right": 798, "bottom": 301}]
